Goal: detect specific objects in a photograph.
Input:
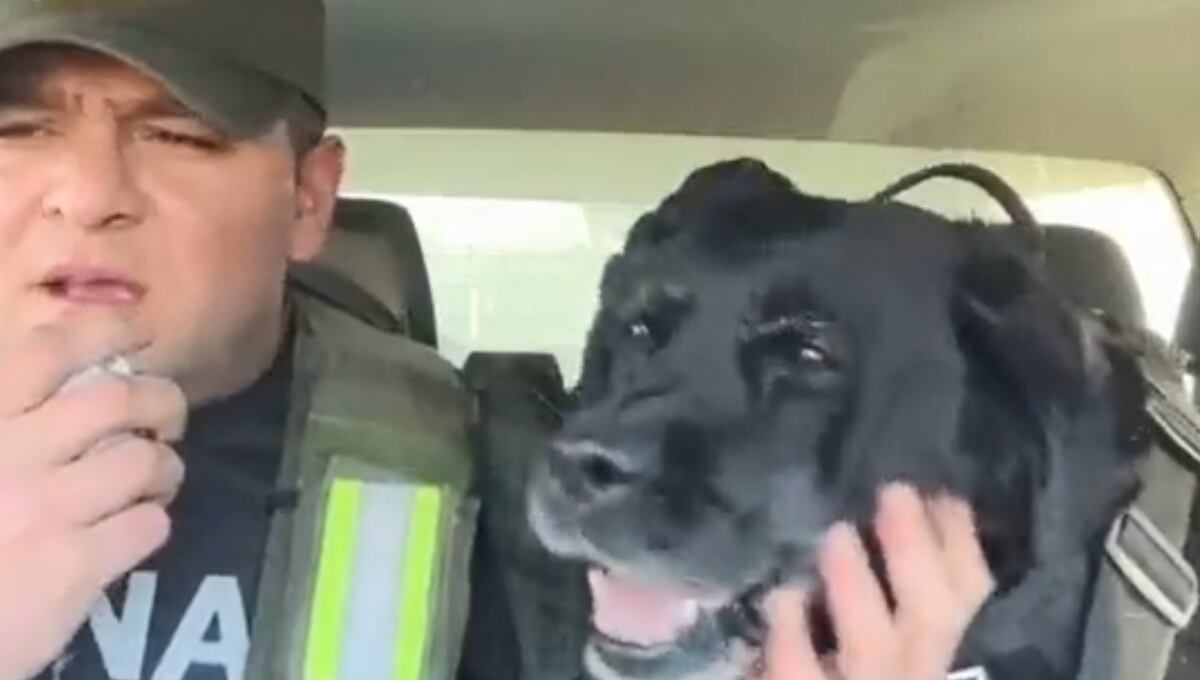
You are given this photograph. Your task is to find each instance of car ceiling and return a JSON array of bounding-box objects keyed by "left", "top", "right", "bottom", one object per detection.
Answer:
[{"left": 327, "top": 0, "right": 1200, "bottom": 226}]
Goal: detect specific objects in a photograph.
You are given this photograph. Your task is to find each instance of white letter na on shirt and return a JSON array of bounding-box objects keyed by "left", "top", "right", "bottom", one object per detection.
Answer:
[{"left": 85, "top": 571, "right": 250, "bottom": 680}]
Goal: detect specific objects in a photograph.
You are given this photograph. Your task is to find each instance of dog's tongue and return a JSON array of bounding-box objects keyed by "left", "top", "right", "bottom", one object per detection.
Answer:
[{"left": 588, "top": 569, "right": 702, "bottom": 646}]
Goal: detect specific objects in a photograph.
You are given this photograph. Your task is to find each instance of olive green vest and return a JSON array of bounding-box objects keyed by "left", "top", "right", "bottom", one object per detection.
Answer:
[{"left": 241, "top": 288, "right": 590, "bottom": 680}]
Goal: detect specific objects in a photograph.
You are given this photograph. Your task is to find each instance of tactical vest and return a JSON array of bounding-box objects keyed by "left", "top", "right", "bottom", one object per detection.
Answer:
[
  {"left": 241, "top": 286, "right": 475, "bottom": 680},
  {"left": 239, "top": 286, "right": 590, "bottom": 680}
]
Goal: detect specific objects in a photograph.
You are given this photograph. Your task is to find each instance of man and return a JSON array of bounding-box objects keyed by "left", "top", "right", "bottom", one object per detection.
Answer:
[
  {"left": 0, "top": 1, "right": 339, "bottom": 678},
  {"left": 0, "top": 1, "right": 991, "bottom": 679}
]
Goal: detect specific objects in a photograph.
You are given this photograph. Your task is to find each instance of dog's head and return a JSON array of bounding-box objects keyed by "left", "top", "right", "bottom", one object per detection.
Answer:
[{"left": 527, "top": 159, "right": 1146, "bottom": 680}]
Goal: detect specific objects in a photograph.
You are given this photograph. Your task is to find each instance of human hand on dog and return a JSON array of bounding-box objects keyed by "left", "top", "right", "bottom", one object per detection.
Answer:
[
  {"left": 755, "top": 483, "right": 994, "bottom": 680},
  {"left": 0, "top": 315, "right": 185, "bottom": 680}
]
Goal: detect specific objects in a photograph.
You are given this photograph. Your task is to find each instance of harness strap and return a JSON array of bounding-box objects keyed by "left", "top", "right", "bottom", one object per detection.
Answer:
[
  {"left": 1102, "top": 319, "right": 1199, "bottom": 629},
  {"left": 1082, "top": 316, "right": 1200, "bottom": 680},
  {"left": 1105, "top": 507, "right": 1198, "bottom": 630}
]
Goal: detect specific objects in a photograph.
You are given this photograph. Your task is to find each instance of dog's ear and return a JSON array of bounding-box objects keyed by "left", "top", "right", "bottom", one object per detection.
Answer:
[
  {"left": 953, "top": 224, "right": 1150, "bottom": 566},
  {"left": 952, "top": 225, "right": 1091, "bottom": 415},
  {"left": 945, "top": 225, "right": 1101, "bottom": 585}
]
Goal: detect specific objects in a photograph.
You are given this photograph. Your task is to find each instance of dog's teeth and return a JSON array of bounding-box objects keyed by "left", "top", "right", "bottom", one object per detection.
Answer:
[
  {"left": 683, "top": 599, "right": 700, "bottom": 619},
  {"left": 696, "top": 593, "right": 731, "bottom": 611}
]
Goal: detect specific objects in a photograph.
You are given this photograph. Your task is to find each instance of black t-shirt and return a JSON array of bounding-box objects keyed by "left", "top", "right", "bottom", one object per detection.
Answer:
[
  {"left": 41, "top": 345, "right": 291, "bottom": 680},
  {"left": 39, "top": 342, "right": 519, "bottom": 680}
]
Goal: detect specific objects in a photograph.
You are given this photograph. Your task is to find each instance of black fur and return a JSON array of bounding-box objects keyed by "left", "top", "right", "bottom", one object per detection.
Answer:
[{"left": 528, "top": 158, "right": 1148, "bottom": 680}]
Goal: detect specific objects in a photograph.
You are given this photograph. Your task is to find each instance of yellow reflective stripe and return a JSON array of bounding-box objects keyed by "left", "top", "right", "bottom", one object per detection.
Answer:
[
  {"left": 304, "top": 479, "right": 363, "bottom": 680},
  {"left": 393, "top": 486, "right": 443, "bottom": 680}
]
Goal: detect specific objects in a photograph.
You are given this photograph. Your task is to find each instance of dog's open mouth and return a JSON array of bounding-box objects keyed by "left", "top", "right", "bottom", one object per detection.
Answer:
[
  {"left": 583, "top": 567, "right": 775, "bottom": 680},
  {"left": 587, "top": 563, "right": 784, "bottom": 655},
  {"left": 588, "top": 568, "right": 734, "bottom": 648}
]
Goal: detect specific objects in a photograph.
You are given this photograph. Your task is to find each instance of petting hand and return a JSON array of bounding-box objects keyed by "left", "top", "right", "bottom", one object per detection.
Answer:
[{"left": 755, "top": 483, "right": 994, "bottom": 680}]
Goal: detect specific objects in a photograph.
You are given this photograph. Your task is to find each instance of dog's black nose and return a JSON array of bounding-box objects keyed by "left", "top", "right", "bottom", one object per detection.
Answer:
[{"left": 551, "top": 438, "right": 637, "bottom": 498}]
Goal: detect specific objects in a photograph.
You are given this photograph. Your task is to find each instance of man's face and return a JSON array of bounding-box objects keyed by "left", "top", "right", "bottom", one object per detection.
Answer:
[{"left": 0, "top": 47, "right": 342, "bottom": 403}]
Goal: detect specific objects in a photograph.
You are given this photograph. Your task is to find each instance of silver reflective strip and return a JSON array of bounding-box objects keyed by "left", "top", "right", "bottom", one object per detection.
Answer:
[{"left": 339, "top": 483, "right": 415, "bottom": 680}]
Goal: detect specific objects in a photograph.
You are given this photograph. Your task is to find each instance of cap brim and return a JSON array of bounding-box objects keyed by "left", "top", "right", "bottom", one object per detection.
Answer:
[{"left": 0, "top": 14, "right": 289, "bottom": 139}]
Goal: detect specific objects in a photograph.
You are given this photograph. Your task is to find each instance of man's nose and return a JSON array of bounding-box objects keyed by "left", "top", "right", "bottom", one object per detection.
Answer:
[{"left": 40, "top": 126, "right": 147, "bottom": 231}]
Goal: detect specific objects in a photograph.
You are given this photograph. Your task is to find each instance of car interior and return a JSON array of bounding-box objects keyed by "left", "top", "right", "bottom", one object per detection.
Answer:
[{"left": 298, "top": 1, "right": 1200, "bottom": 678}]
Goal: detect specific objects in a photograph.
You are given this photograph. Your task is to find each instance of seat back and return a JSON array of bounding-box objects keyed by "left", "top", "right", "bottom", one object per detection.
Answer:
[
  {"left": 290, "top": 197, "right": 438, "bottom": 347},
  {"left": 1042, "top": 225, "right": 1145, "bottom": 326}
]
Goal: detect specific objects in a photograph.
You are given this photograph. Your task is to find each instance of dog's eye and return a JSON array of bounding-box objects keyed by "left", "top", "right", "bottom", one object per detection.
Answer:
[
  {"left": 620, "top": 288, "right": 692, "bottom": 353},
  {"left": 743, "top": 315, "right": 839, "bottom": 370},
  {"left": 798, "top": 343, "right": 829, "bottom": 365},
  {"left": 625, "top": 318, "right": 664, "bottom": 352},
  {"left": 739, "top": 313, "right": 844, "bottom": 397},
  {"left": 625, "top": 310, "right": 683, "bottom": 351}
]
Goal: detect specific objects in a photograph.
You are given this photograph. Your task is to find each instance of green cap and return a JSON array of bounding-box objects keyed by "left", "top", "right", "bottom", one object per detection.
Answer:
[{"left": 0, "top": 0, "right": 326, "bottom": 138}]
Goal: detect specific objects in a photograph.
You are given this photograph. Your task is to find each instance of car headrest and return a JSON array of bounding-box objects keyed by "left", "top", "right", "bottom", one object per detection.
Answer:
[
  {"left": 289, "top": 198, "right": 438, "bottom": 348},
  {"left": 1042, "top": 224, "right": 1145, "bottom": 328}
]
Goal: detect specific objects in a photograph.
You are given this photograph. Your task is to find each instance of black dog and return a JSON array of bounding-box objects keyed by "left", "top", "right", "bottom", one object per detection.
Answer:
[{"left": 527, "top": 159, "right": 1149, "bottom": 680}]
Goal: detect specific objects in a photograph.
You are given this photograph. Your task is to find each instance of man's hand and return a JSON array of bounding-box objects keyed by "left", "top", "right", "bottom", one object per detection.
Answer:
[
  {"left": 757, "top": 483, "right": 994, "bottom": 680},
  {"left": 0, "top": 315, "right": 186, "bottom": 680}
]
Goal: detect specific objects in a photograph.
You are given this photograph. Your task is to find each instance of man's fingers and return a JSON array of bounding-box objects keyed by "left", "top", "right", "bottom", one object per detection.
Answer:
[
  {"left": 0, "top": 316, "right": 146, "bottom": 417},
  {"left": 929, "top": 494, "right": 995, "bottom": 610},
  {"left": 760, "top": 588, "right": 825, "bottom": 680},
  {"left": 878, "top": 485, "right": 990, "bottom": 680},
  {"left": 9, "top": 374, "right": 187, "bottom": 468},
  {"left": 758, "top": 486, "right": 993, "bottom": 680},
  {"left": 821, "top": 521, "right": 899, "bottom": 679},
  {"left": 877, "top": 484, "right": 960, "bottom": 627},
  {"left": 81, "top": 503, "right": 172, "bottom": 592},
  {"left": 48, "top": 438, "right": 184, "bottom": 526},
  {"left": 45, "top": 373, "right": 188, "bottom": 445}
]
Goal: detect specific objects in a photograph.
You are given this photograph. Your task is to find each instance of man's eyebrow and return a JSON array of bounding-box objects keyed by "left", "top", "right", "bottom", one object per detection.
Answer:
[
  {"left": 0, "top": 82, "right": 200, "bottom": 122},
  {"left": 122, "top": 96, "right": 200, "bottom": 120}
]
